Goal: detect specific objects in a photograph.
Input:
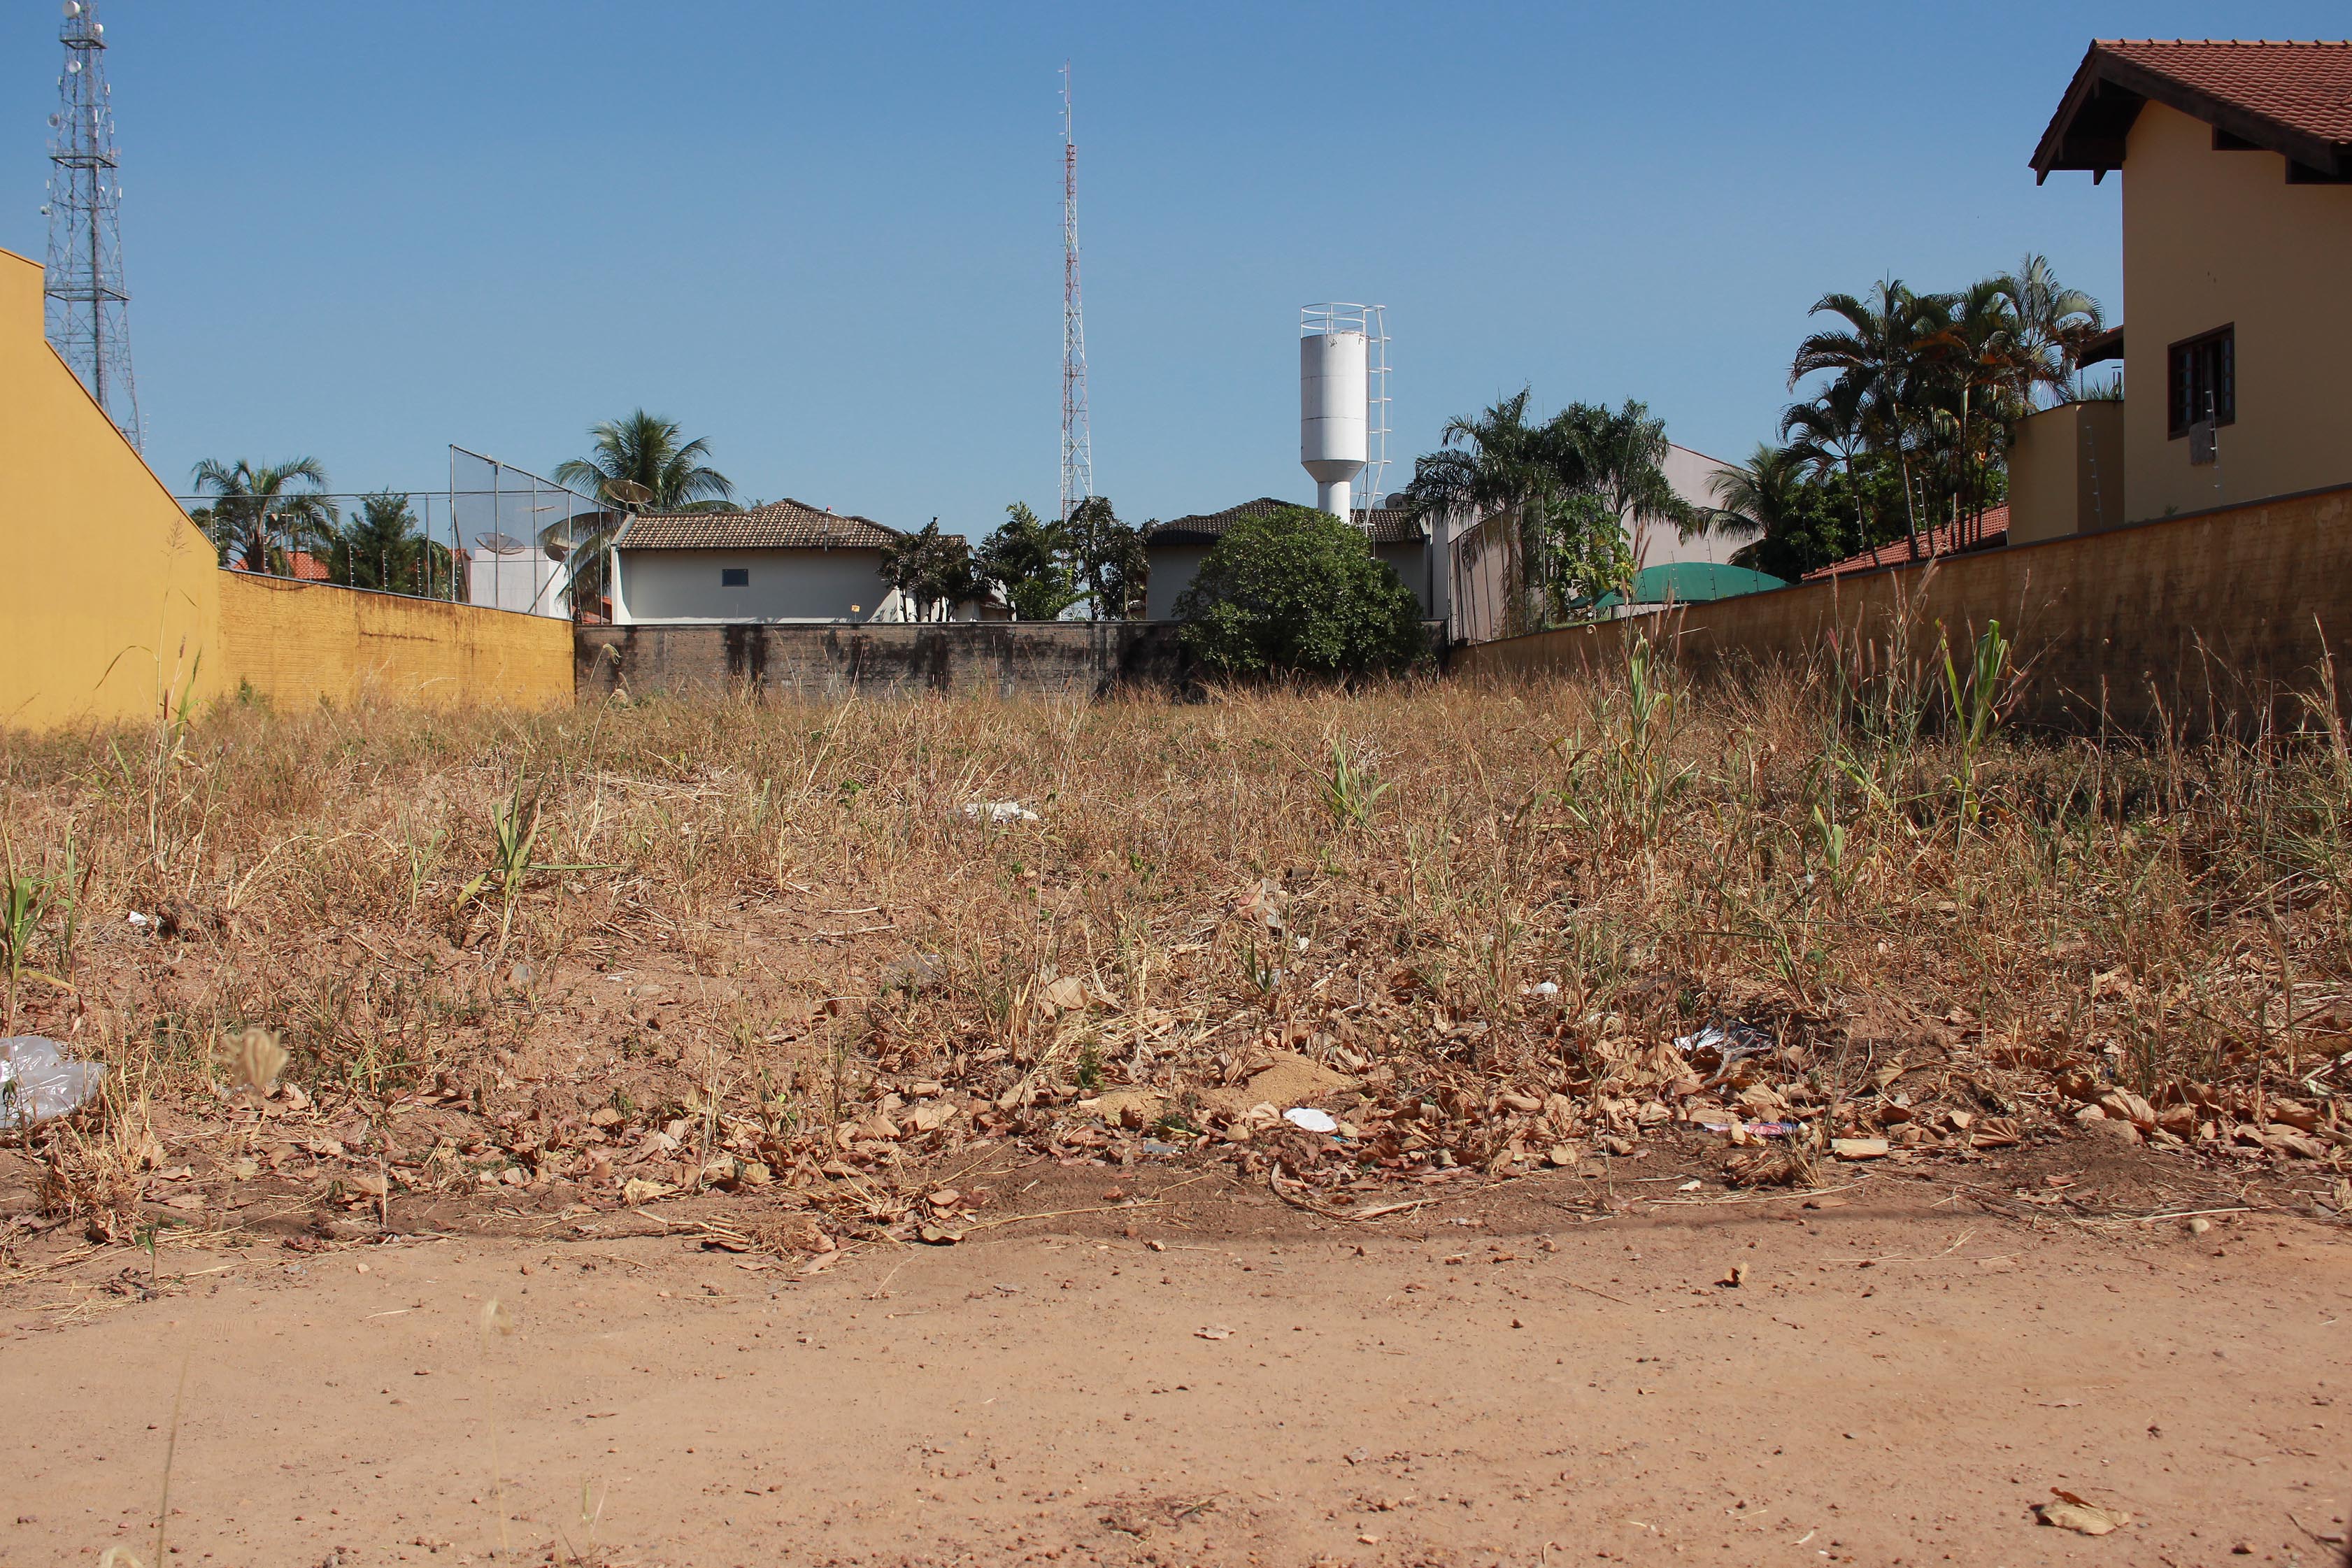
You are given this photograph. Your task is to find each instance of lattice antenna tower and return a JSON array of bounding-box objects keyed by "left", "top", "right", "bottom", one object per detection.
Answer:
[
  {"left": 1059, "top": 62, "right": 1092, "bottom": 524},
  {"left": 43, "top": 0, "right": 142, "bottom": 450}
]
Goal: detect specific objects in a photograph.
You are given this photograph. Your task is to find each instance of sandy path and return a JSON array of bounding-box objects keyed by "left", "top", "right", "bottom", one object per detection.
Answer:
[{"left": 3, "top": 1172, "right": 2346, "bottom": 1567}]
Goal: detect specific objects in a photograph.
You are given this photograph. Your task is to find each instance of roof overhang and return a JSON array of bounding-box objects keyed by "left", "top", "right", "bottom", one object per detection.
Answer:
[{"left": 2032, "top": 41, "right": 2351, "bottom": 183}]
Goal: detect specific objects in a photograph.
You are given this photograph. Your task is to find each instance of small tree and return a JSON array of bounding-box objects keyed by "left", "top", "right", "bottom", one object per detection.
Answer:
[
  {"left": 877, "top": 518, "right": 978, "bottom": 621},
  {"left": 978, "top": 503, "right": 1083, "bottom": 621},
  {"left": 1065, "top": 495, "right": 1147, "bottom": 620},
  {"left": 190, "top": 457, "right": 339, "bottom": 573},
  {"left": 1174, "top": 505, "right": 1426, "bottom": 678}
]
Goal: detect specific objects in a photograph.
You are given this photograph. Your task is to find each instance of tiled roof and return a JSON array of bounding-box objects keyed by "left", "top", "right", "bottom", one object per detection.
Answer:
[
  {"left": 1146, "top": 497, "right": 1425, "bottom": 547},
  {"left": 2035, "top": 39, "right": 2352, "bottom": 179},
  {"left": 1801, "top": 506, "right": 2009, "bottom": 582},
  {"left": 620, "top": 499, "right": 899, "bottom": 551}
]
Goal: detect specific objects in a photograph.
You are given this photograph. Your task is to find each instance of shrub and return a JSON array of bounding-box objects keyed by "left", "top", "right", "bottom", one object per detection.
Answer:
[{"left": 1173, "top": 506, "right": 1427, "bottom": 678}]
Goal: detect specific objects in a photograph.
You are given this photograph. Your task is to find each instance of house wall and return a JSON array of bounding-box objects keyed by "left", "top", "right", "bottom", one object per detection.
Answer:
[
  {"left": 2122, "top": 101, "right": 2352, "bottom": 520},
  {"left": 2009, "top": 400, "right": 2125, "bottom": 545},
  {"left": 1630, "top": 443, "right": 1741, "bottom": 569},
  {"left": 1142, "top": 545, "right": 1211, "bottom": 621},
  {"left": 0, "top": 247, "right": 228, "bottom": 730},
  {"left": 219, "top": 573, "right": 573, "bottom": 710},
  {"left": 613, "top": 547, "right": 898, "bottom": 623},
  {"left": 1455, "top": 481, "right": 2352, "bottom": 736}
]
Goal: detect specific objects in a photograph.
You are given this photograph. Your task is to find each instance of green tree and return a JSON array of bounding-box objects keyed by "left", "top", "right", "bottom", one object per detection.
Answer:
[
  {"left": 877, "top": 518, "right": 978, "bottom": 622},
  {"left": 1065, "top": 495, "right": 1147, "bottom": 620},
  {"left": 978, "top": 503, "right": 1083, "bottom": 621},
  {"left": 1173, "top": 504, "right": 1425, "bottom": 678},
  {"left": 1790, "top": 279, "right": 1948, "bottom": 557},
  {"left": 189, "top": 457, "right": 340, "bottom": 573},
  {"left": 553, "top": 411, "right": 738, "bottom": 513},
  {"left": 331, "top": 490, "right": 453, "bottom": 594}
]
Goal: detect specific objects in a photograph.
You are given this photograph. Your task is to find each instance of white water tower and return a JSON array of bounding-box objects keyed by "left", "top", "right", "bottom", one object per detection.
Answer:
[{"left": 1300, "top": 304, "right": 1388, "bottom": 520}]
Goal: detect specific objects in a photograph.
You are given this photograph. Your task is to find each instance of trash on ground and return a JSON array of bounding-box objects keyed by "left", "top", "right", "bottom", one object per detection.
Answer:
[
  {"left": 878, "top": 952, "right": 944, "bottom": 992},
  {"left": 1520, "top": 981, "right": 1560, "bottom": 998},
  {"left": 1283, "top": 1106, "right": 1339, "bottom": 1134},
  {"left": 1697, "top": 1119, "right": 1801, "bottom": 1137},
  {"left": 1675, "top": 1019, "right": 1777, "bottom": 1083},
  {"left": 960, "top": 801, "right": 1039, "bottom": 825},
  {"left": 1831, "top": 1137, "right": 1891, "bottom": 1160},
  {"left": 2032, "top": 1490, "right": 2130, "bottom": 1534},
  {"left": 126, "top": 911, "right": 149, "bottom": 927},
  {"left": 0, "top": 1036, "right": 106, "bottom": 1129},
  {"left": 1194, "top": 1324, "right": 1233, "bottom": 1340}
]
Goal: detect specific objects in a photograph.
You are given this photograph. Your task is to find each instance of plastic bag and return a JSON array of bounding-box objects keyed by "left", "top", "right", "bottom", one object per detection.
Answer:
[{"left": 0, "top": 1036, "right": 106, "bottom": 1130}]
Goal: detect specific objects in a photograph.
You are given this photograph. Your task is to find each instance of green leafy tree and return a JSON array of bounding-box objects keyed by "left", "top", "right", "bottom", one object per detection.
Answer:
[
  {"left": 190, "top": 457, "right": 340, "bottom": 573},
  {"left": 978, "top": 503, "right": 1083, "bottom": 621},
  {"left": 553, "top": 411, "right": 738, "bottom": 514},
  {"left": 332, "top": 490, "right": 455, "bottom": 594},
  {"left": 1065, "top": 495, "right": 1147, "bottom": 620},
  {"left": 1173, "top": 504, "right": 1426, "bottom": 678},
  {"left": 877, "top": 518, "right": 978, "bottom": 621}
]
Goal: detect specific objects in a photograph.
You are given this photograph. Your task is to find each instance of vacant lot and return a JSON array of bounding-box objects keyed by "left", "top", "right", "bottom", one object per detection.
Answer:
[{"left": 2, "top": 667, "right": 2348, "bottom": 1561}]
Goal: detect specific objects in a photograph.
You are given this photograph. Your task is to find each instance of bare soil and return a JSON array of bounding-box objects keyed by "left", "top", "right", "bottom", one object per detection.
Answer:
[{"left": 5, "top": 1153, "right": 2347, "bottom": 1568}]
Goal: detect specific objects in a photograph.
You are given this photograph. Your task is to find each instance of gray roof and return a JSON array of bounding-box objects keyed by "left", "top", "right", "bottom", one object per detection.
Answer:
[
  {"left": 619, "top": 499, "right": 899, "bottom": 551},
  {"left": 1146, "top": 497, "right": 1424, "bottom": 548}
]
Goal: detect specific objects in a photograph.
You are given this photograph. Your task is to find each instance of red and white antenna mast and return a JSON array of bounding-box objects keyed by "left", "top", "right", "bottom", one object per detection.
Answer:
[{"left": 1059, "top": 62, "right": 1092, "bottom": 525}]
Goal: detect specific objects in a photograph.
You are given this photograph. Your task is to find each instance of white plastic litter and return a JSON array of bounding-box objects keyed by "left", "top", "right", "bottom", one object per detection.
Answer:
[
  {"left": 126, "top": 911, "right": 149, "bottom": 927},
  {"left": 960, "top": 801, "right": 1040, "bottom": 825},
  {"left": 1283, "top": 1106, "right": 1339, "bottom": 1134},
  {"left": 0, "top": 1036, "right": 106, "bottom": 1129}
]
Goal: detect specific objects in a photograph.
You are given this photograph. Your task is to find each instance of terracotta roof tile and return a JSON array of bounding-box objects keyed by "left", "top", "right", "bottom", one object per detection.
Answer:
[
  {"left": 620, "top": 499, "right": 898, "bottom": 551},
  {"left": 1801, "top": 506, "right": 2009, "bottom": 582},
  {"left": 2037, "top": 39, "right": 2352, "bottom": 178},
  {"left": 1146, "top": 497, "right": 1424, "bottom": 547}
]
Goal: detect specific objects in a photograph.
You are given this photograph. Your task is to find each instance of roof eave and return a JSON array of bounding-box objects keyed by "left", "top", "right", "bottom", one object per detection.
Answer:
[{"left": 2034, "top": 43, "right": 2350, "bottom": 182}]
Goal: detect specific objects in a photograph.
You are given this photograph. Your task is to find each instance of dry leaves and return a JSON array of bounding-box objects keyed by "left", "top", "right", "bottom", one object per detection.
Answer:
[{"left": 2032, "top": 1490, "right": 2130, "bottom": 1535}]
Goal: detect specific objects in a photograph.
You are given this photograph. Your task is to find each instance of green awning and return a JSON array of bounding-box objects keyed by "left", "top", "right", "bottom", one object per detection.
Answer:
[{"left": 1587, "top": 562, "right": 1788, "bottom": 609}]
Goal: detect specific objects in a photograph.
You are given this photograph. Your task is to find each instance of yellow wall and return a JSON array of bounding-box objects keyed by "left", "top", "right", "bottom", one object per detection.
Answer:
[
  {"left": 2121, "top": 102, "right": 2352, "bottom": 521},
  {"left": 218, "top": 573, "right": 573, "bottom": 711},
  {"left": 2008, "top": 400, "right": 2123, "bottom": 544},
  {"left": 0, "top": 247, "right": 227, "bottom": 728}
]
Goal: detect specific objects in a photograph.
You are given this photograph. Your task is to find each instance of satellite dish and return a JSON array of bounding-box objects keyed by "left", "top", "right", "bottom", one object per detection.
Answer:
[{"left": 604, "top": 478, "right": 653, "bottom": 508}]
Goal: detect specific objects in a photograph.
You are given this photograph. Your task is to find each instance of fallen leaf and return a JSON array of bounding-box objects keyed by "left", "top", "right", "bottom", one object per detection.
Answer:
[
  {"left": 1831, "top": 1138, "right": 1890, "bottom": 1161},
  {"left": 918, "top": 1224, "right": 964, "bottom": 1246},
  {"left": 2034, "top": 1490, "right": 2130, "bottom": 1535}
]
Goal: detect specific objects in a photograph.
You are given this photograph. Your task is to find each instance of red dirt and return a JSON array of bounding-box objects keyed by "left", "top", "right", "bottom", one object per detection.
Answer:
[{"left": 4, "top": 1160, "right": 2348, "bottom": 1567}]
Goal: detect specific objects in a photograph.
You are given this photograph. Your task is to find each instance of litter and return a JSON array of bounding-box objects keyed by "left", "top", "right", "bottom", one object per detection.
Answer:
[
  {"left": 1283, "top": 1106, "right": 1339, "bottom": 1134},
  {"left": 1697, "top": 1120, "right": 1801, "bottom": 1137},
  {"left": 0, "top": 1036, "right": 106, "bottom": 1129},
  {"left": 1830, "top": 1137, "right": 1890, "bottom": 1160},
  {"left": 1674, "top": 1019, "right": 1776, "bottom": 1084},
  {"left": 126, "top": 911, "right": 149, "bottom": 927},
  {"left": 1520, "top": 981, "right": 1560, "bottom": 998},
  {"left": 960, "top": 801, "right": 1039, "bottom": 825}
]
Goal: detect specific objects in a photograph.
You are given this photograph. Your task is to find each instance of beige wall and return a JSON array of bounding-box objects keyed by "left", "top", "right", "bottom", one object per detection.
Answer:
[
  {"left": 0, "top": 248, "right": 228, "bottom": 729},
  {"left": 1455, "top": 482, "right": 2352, "bottom": 736},
  {"left": 613, "top": 547, "right": 902, "bottom": 623},
  {"left": 2121, "top": 101, "right": 2352, "bottom": 521},
  {"left": 1142, "top": 544, "right": 1211, "bottom": 620},
  {"left": 2009, "top": 400, "right": 2125, "bottom": 544}
]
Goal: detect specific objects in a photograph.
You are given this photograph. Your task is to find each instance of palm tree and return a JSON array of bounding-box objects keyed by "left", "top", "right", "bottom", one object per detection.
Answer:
[
  {"left": 2000, "top": 254, "right": 2104, "bottom": 406},
  {"left": 1549, "top": 399, "right": 1701, "bottom": 550},
  {"left": 1707, "top": 443, "right": 1811, "bottom": 547},
  {"left": 978, "top": 504, "right": 1082, "bottom": 622},
  {"left": 1790, "top": 279, "right": 1951, "bottom": 560},
  {"left": 1402, "top": 389, "right": 1590, "bottom": 633},
  {"left": 1064, "top": 495, "right": 1145, "bottom": 620},
  {"left": 553, "top": 411, "right": 738, "bottom": 514},
  {"left": 1925, "top": 278, "right": 2030, "bottom": 549},
  {"left": 190, "top": 457, "right": 339, "bottom": 573}
]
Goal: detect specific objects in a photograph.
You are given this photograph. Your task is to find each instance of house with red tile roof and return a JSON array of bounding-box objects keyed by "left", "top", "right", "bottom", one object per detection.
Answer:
[
  {"left": 1803, "top": 507, "right": 2009, "bottom": 582},
  {"left": 2018, "top": 39, "right": 2352, "bottom": 539}
]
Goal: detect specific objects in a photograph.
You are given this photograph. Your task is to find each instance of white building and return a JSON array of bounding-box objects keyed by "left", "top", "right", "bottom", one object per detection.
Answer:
[{"left": 611, "top": 499, "right": 934, "bottom": 625}]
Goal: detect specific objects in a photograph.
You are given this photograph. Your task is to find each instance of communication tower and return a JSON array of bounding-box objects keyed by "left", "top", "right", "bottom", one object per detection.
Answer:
[
  {"left": 1059, "top": 63, "right": 1092, "bottom": 523},
  {"left": 43, "top": 0, "right": 142, "bottom": 450}
]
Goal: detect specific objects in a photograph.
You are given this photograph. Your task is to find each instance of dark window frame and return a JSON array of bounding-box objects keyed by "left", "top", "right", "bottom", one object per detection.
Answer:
[
  {"left": 720, "top": 567, "right": 750, "bottom": 587},
  {"left": 2166, "top": 325, "right": 2235, "bottom": 440}
]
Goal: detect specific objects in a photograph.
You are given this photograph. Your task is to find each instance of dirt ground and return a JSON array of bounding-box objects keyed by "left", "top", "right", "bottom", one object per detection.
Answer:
[{"left": 3, "top": 1155, "right": 2348, "bottom": 1568}]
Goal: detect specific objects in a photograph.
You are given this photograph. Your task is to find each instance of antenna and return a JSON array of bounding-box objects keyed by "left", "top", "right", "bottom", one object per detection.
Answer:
[
  {"left": 43, "top": 0, "right": 141, "bottom": 450},
  {"left": 1059, "top": 62, "right": 1093, "bottom": 525}
]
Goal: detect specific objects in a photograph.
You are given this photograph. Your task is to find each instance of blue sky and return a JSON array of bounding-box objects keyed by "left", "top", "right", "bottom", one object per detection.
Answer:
[{"left": 6, "top": 3, "right": 2346, "bottom": 534}]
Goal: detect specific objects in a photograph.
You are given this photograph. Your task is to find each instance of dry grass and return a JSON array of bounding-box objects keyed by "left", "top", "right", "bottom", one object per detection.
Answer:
[{"left": 1, "top": 641, "right": 2347, "bottom": 1247}]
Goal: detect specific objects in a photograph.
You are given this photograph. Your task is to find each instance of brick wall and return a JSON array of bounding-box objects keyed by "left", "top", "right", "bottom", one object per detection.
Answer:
[
  {"left": 576, "top": 621, "right": 1192, "bottom": 701},
  {"left": 1455, "top": 484, "right": 2352, "bottom": 734}
]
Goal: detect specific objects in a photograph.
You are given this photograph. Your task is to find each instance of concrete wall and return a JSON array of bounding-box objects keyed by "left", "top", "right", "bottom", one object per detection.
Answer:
[
  {"left": 1455, "top": 482, "right": 2352, "bottom": 734},
  {"left": 220, "top": 572, "right": 574, "bottom": 711},
  {"left": 578, "top": 621, "right": 1190, "bottom": 701},
  {"left": 2009, "top": 400, "right": 2125, "bottom": 545},
  {"left": 2122, "top": 102, "right": 2352, "bottom": 521},
  {"left": 0, "top": 247, "right": 228, "bottom": 729},
  {"left": 1142, "top": 544, "right": 1211, "bottom": 621},
  {"left": 613, "top": 546, "right": 904, "bottom": 623}
]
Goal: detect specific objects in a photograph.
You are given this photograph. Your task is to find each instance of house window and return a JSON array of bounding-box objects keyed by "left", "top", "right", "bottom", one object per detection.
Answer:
[
  {"left": 2167, "top": 326, "right": 2235, "bottom": 441},
  {"left": 721, "top": 568, "right": 750, "bottom": 587}
]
